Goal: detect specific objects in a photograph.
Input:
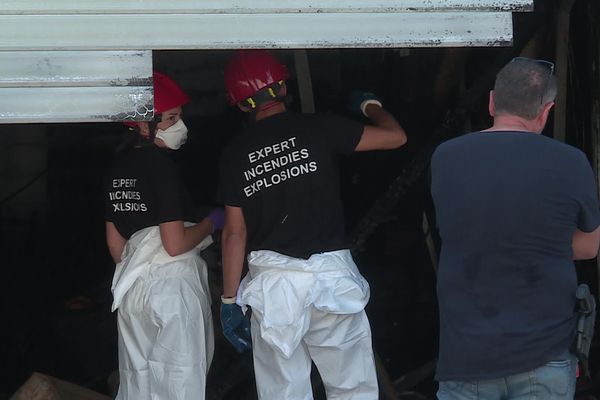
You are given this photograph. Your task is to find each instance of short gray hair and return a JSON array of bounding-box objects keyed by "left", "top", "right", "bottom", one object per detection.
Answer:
[{"left": 493, "top": 57, "right": 557, "bottom": 120}]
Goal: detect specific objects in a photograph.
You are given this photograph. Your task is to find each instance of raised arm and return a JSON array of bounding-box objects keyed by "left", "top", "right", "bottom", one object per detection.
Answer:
[
  {"left": 355, "top": 104, "right": 407, "bottom": 151},
  {"left": 347, "top": 90, "right": 407, "bottom": 152}
]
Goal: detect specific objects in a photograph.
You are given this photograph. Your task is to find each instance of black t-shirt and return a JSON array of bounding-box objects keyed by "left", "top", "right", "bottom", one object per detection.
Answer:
[
  {"left": 431, "top": 131, "right": 600, "bottom": 381},
  {"left": 105, "top": 145, "right": 197, "bottom": 239},
  {"left": 218, "top": 112, "right": 364, "bottom": 259}
]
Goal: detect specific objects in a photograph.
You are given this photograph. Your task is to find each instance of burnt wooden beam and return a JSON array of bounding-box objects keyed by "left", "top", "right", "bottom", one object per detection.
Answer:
[
  {"left": 348, "top": 30, "right": 544, "bottom": 254},
  {"left": 587, "top": 0, "right": 600, "bottom": 306},
  {"left": 349, "top": 47, "right": 515, "bottom": 254},
  {"left": 553, "top": 0, "right": 575, "bottom": 142},
  {"left": 294, "top": 50, "right": 316, "bottom": 114}
]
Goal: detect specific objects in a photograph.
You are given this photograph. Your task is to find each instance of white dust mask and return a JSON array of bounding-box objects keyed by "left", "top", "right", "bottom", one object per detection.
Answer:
[{"left": 155, "top": 119, "right": 188, "bottom": 150}]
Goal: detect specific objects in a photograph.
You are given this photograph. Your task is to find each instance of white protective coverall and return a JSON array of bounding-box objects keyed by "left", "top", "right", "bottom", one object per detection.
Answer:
[
  {"left": 112, "top": 226, "right": 214, "bottom": 400},
  {"left": 239, "top": 249, "right": 378, "bottom": 399}
]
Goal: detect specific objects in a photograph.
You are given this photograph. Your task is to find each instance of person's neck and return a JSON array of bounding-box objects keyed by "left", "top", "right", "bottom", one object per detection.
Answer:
[
  {"left": 483, "top": 114, "right": 541, "bottom": 134},
  {"left": 255, "top": 102, "right": 286, "bottom": 121}
]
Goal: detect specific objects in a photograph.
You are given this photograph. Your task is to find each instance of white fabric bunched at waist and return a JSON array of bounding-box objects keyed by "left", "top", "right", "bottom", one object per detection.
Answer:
[
  {"left": 111, "top": 224, "right": 213, "bottom": 311},
  {"left": 239, "top": 249, "right": 370, "bottom": 359}
]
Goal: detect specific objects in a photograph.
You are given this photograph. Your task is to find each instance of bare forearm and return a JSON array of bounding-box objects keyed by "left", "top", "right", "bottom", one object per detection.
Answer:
[
  {"left": 160, "top": 218, "right": 213, "bottom": 257},
  {"left": 182, "top": 218, "right": 214, "bottom": 252},
  {"left": 355, "top": 105, "right": 407, "bottom": 151},
  {"left": 573, "top": 227, "right": 600, "bottom": 260},
  {"left": 106, "top": 222, "right": 126, "bottom": 263},
  {"left": 109, "top": 247, "right": 123, "bottom": 264},
  {"left": 221, "top": 229, "right": 247, "bottom": 297},
  {"left": 365, "top": 104, "right": 405, "bottom": 137}
]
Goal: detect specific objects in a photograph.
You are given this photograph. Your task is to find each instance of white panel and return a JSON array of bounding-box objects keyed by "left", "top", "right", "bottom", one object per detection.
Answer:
[
  {"left": 0, "top": 87, "right": 153, "bottom": 123},
  {"left": 0, "top": 12, "right": 513, "bottom": 50},
  {"left": 0, "top": 0, "right": 534, "bottom": 14},
  {"left": 0, "top": 51, "right": 153, "bottom": 123},
  {"left": 0, "top": 51, "right": 152, "bottom": 87}
]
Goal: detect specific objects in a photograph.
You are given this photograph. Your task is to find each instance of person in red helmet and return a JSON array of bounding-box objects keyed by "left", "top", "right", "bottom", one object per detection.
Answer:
[
  {"left": 218, "top": 50, "right": 408, "bottom": 399},
  {"left": 104, "top": 71, "right": 222, "bottom": 400}
]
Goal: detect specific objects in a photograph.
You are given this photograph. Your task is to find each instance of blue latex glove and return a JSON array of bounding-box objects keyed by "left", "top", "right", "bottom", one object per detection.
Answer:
[
  {"left": 349, "top": 91, "right": 383, "bottom": 117},
  {"left": 220, "top": 301, "right": 252, "bottom": 353},
  {"left": 208, "top": 208, "right": 225, "bottom": 232}
]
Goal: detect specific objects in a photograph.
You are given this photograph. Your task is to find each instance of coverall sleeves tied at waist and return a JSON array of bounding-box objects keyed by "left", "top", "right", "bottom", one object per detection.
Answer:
[
  {"left": 111, "top": 225, "right": 213, "bottom": 311},
  {"left": 240, "top": 249, "right": 371, "bottom": 358}
]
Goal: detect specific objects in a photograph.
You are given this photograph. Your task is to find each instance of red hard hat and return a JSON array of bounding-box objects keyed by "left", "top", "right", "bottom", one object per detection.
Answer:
[
  {"left": 224, "top": 50, "right": 289, "bottom": 105},
  {"left": 153, "top": 71, "right": 190, "bottom": 114},
  {"left": 122, "top": 71, "right": 189, "bottom": 127}
]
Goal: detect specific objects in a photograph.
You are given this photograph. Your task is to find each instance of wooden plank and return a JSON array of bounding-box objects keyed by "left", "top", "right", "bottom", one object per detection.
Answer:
[
  {"left": 293, "top": 50, "right": 315, "bottom": 114},
  {"left": 11, "top": 372, "right": 112, "bottom": 400},
  {"left": 0, "top": 12, "right": 513, "bottom": 50},
  {"left": 0, "top": 0, "right": 534, "bottom": 14}
]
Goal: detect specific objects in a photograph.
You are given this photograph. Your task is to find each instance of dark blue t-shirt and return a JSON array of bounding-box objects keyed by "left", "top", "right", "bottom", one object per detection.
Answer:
[{"left": 431, "top": 131, "right": 600, "bottom": 381}]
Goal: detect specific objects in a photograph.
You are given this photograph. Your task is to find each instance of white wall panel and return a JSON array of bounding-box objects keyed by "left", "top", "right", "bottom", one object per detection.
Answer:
[
  {"left": 0, "top": 87, "right": 153, "bottom": 124},
  {"left": 0, "top": 51, "right": 151, "bottom": 87},
  {"left": 0, "top": 0, "right": 533, "bottom": 14},
  {"left": 0, "top": 12, "right": 513, "bottom": 51},
  {"left": 0, "top": 1, "right": 533, "bottom": 123},
  {"left": 0, "top": 51, "right": 153, "bottom": 123}
]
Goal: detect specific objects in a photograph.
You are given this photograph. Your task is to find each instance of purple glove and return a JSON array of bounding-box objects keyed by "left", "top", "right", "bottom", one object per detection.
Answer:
[{"left": 207, "top": 208, "right": 225, "bottom": 232}]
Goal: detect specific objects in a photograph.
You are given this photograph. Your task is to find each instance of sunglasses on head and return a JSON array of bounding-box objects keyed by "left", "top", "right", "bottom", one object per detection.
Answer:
[
  {"left": 511, "top": 57, "right": 555, "bottom": 105},
  {"left": 511, "top": 56, "right": 555, "bottom": 73}
]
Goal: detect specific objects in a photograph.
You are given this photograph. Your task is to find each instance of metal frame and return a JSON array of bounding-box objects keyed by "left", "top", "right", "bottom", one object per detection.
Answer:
[
  {"left": 0, "top": 0, "right": 533, "bottom": 14},
  {"left": 0, "top": 51, "right": 153, "bottom": 123},
  {"left": 0, "top": 12, "right": 514, "bottom": 50},
  {"left": 0, "top": 0, "right": 534, "bottom": 123}
]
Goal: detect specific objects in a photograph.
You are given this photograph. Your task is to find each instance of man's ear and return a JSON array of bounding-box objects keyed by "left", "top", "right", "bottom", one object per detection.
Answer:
[
  {"left": 543, "top": 101, "right": 555, "bottom": 116},
  {"left": 488, "top": 90, "right": 496, "bottom": 117},
  {"left": 538, "top": 101, "right": 555, "bottom": 128}
]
